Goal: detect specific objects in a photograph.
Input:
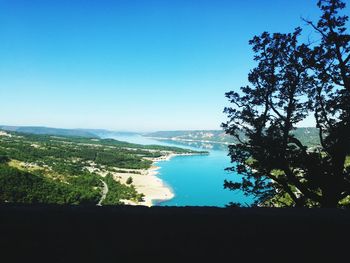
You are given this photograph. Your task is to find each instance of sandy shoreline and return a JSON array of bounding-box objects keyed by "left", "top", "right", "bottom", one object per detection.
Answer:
[
  {"left": 118, "top": 164, "right": 174, "bottom": 207},
  {"left": 87, "top": 152, "right": 202, "bottom": 206},
  {"left": 117, "top": 153, "right": 197, "bottom": 207}
]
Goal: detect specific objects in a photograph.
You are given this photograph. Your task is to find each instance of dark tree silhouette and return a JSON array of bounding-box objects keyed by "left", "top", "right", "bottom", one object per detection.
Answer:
[{"left": 223, "top": 0, "right": 350, "bottom": 208}]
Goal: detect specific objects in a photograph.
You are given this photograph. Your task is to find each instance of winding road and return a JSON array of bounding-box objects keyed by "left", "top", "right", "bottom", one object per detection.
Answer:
[{"left": 97, "top": 179, "right": 108, "bottom": 206}]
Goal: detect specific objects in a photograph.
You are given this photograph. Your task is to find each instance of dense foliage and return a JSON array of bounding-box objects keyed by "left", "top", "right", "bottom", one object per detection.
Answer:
[
  {"left": 0, "top": 164, "right": 101, "bottom": 204},
  {"left": 223, "top": 0, "right": 350, "bottom": 208},
  {"left": 102, "top": 174, "right": 144, "bottom": 205}
]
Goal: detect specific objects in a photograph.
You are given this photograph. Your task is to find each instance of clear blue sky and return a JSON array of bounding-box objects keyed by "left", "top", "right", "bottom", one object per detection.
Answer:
[{"left": 0, "top": 0, "right": 325, "bottom": 131}]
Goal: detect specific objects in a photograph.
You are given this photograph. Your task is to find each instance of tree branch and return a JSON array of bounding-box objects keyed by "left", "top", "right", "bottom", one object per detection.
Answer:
[
  {"left": 266, "top": 172, "right": 303, "bottom": 207},
  {"left": 282, "top": 164, "right": 322, "bottom": 203}
]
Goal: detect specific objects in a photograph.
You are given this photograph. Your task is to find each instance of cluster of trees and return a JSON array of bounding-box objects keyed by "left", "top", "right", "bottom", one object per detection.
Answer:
[
  {"left": 223, "top": 0, "right": 350, "bottom": 207},
  {"left": 126, "top": 177, "right": 133, "bottom": 185},
  {"left": 95, "top": 152, "right": 152, "bottom": 169},
  {"left": 0, "top": 155, "right": 9, "bottom": 164},
  {"left": 0, "top": 161, "right": 145, "bottom": 206},
  {"left": 0, "top": 164, "right": 101, "bottom": 204},
  {"left": 102, "top": 174, "right": 144, "bottom": 205}
]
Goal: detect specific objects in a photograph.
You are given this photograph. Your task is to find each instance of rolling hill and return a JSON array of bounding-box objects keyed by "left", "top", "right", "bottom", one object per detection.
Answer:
[
  {"left": 0, "top": 126, "right": 98, "bottom": 138},
  {"left": 145, "top": 128, "right": 320, "bottom": 147}
]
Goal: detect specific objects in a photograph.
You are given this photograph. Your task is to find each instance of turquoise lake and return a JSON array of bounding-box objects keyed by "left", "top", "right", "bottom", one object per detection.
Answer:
[{"left": 100, "top": 133, "right": 254, "bottom": 207}]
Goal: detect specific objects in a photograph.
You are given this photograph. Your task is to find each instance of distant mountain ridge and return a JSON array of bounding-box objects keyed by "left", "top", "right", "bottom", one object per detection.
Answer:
[
  {"left": 0, "top": 126, "right": 321, "bottom": 147},
  {"left": 0, "top": 126, "right": 99, "bottom": 138},
  {"left": 145, "top": 130, "right": 236, "bottom": 144},
  {"left": 145, "top": 128, "right": 320, "bottom": 147}
]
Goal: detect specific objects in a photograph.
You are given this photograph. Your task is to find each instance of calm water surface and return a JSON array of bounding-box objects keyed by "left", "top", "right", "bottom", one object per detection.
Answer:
[{"left": 101, "top": 133, "right": 253, "bottom": 207}]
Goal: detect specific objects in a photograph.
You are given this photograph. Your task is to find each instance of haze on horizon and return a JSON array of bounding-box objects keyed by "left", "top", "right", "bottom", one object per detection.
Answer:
[{"left": 1, "top": 0, "right": 322, "bottom": 131}]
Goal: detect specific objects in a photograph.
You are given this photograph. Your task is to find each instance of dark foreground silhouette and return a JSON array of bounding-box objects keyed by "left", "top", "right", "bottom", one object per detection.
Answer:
[{"left": 1, "top": 205, "right": 349, "bottom": 262}]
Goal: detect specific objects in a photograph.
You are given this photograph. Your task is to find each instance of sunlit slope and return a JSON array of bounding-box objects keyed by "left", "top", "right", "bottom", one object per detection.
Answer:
[{"left": 146, "top": 128, "right": 320, "bottom": 147}]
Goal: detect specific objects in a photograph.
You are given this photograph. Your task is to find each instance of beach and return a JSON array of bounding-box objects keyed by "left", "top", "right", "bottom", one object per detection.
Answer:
[
  {"left": 85, "top": 152, "right": 201, "bottom": 206},
  {"left": 117, "top": 165, "right": 174, "bottom": 207},
  {"left": 117, "top": 153, "right": 199, "bottom": 206},
  {"left": 106, "top": 153, "right": 186, "bottom": 206},
  {"left": 86, "top": 153, "right": 193, "bottom": 207}
]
